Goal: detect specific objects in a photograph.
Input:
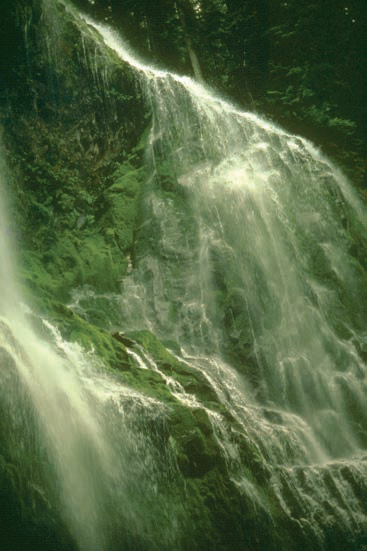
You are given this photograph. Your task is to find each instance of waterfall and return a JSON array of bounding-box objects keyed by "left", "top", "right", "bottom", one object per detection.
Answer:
[
  {"left": 77, "top": 14, "right": 367, "bottom": 542},
  {"left": 0, "top": 154, "right": 176, "bottom": 549},
  {"left": 87, "top": 19, "right": 367, "bottom": 458},
  {"left": 2, "top": 1, "right": 367, "bottom": 549}
]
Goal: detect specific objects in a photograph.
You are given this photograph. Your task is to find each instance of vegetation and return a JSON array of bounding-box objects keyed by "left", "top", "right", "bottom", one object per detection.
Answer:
[
  {"left": 0, "top": 1, "right": 366, "bottom": 550},
  {"left": 70, "top": 0, "right": 366, "bottom": 188}
]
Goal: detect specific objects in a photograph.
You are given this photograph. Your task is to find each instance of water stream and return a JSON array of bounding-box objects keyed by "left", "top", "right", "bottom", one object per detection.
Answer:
[
  {"left": 2, "top": 1, "right": 367, "bottom": 549},
  {"left": 79, "top": 15, "right": 367, "bottom": 542},
  {"left": 0, "top": 156, "right": 174, "bottom": 549},
  {"left": 87, "top": 19, "right": 367, "bottom": 459}
]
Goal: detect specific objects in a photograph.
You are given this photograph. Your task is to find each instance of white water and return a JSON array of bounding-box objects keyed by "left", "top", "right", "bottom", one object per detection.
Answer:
[
  {"left": 0, "top": 155, "right": 174, "bottom": 549},
  {"left": 72, "top": 15, "right": 367, "bottom": 539},
  {"left": 2, "top": 2, "right": 367, "bottom": 548},
  {"left": 87, "top": 19, "right": 367, "bottom": 457}
]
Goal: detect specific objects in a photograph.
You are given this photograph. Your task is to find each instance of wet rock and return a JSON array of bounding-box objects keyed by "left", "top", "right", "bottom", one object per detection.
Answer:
[{"left": 112, "top": 331, "right": 136, "bottom": 348}]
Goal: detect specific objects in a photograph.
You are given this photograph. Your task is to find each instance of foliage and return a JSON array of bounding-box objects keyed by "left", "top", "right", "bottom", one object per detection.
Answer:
[
  {"left": 70, "top": 0, "right": 366, "bottom": 188},
  {"left": 0, "top": 1, "right": 366, "bottom": 550}
]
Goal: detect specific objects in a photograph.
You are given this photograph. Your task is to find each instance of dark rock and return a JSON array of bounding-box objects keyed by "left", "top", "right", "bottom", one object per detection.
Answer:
[{"left": 112, "top": 331, "right": 136, "bottom": 348}]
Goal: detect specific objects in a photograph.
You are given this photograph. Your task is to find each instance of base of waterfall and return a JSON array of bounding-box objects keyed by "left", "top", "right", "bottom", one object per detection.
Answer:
[{"left": 1, "top": 305, "right": 367, "bottom": 551}]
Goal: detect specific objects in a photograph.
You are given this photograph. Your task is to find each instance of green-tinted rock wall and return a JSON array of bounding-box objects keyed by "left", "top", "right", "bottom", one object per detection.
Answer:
[{"left": 1, "top": 0, "right": 149, "bottom": 304}]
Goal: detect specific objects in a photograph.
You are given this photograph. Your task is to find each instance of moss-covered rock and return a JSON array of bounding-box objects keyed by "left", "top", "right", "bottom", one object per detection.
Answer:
[
  {"left": 1, "top": 2, "right": 367, "bottom": 551},
  {"left": 1, "top": 0, "right": 149, "bottom": 305}
]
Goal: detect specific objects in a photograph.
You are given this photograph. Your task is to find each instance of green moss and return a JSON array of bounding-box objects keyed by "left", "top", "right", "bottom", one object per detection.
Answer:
[
  {"left": 46, "top": 302, "right": 128, "bottom": 368},
  {"left": 21, "top": 230, "right": 127, "bottom": 304},
  {"left": 98, "top": 160, "right": 145, "bottom": 253},
  {"left": 168, "top": 405, "right": 222, "bottom": 478},
  {"left": 25, "top": 302, "right": 185, "bottom": 405}
]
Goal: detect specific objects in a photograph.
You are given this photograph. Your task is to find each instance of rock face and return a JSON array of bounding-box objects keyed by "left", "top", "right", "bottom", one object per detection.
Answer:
[
  {"left": 0, "top": 2, "right": 367, "bottom": 551},
  {"left": 2, "top": 0, "right": 147, "bottom": 303}
]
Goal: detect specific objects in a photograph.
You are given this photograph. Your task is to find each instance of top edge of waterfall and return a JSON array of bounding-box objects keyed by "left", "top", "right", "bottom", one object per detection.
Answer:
[
  {"left": 87, "top": 19, "right": 288, "bottom": 131},
  {"left": 65, "top": 4, "right": 301, "bottom": 143},
  {"left": 57, "top": 0, "right": 365, "bottom": 224}
]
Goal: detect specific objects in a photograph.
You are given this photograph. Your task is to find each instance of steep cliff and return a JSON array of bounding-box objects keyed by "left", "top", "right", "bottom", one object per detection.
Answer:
[{"left": 0, "top": 2, "right": 367, "bottom": 551}]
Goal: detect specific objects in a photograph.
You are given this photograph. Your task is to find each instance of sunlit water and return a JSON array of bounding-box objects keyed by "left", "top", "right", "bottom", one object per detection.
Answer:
[
  {"left": 87, "top": 19, "right": 367, "bottom": 457},
  {"left": 78, "top": 14, "right": 367, "bottom": 539},
  {"left": 2, "top": 1, "right": 367, "bottom": 548},
  {"left": 0, "top": 157, "right": 174, "bottom": 550}
]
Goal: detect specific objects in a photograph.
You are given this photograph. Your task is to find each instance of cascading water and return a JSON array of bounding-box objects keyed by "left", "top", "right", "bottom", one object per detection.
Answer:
[
  {"left": 76, "top": 14, "right": 367, "bottom": 543},
  {"left": 2, "top": 1, "right": 367, "bottom": 549},
  {"left": 0, "top": 151, "right": 177, "bottom": 549},
  {"left": 86, "top": 19, "right": 367, "bottom": 454}
]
